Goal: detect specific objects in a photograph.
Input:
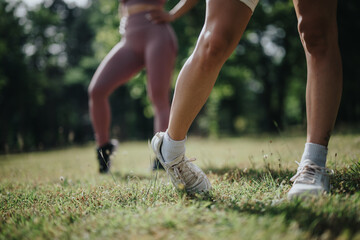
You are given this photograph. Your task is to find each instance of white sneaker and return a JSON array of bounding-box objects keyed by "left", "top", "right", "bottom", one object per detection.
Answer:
[
  {"left": 288, "top": 159, "right": 332, "bottom": 200},
  {"left": 151, "top": 132, "right": 211, "bottom": 194}
]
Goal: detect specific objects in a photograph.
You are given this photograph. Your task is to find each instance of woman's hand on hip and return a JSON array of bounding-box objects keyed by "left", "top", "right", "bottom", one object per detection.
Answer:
[{"left": 146, "top": 10, "right": 175, "bottom": 24}]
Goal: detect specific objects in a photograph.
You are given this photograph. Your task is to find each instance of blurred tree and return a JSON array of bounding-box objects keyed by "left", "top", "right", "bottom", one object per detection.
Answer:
[
  {"left": 0, "top": 1, "right": 46, "bottom": 152},
  {"left": 23, "top": 0, "right": 94, "bottom": 148},
  {"left": 0, "top": 0, "right": 359, "bottom": 153},
  {"left": 0, "top": 0, "right": 94, "bottom": 152},
  {"left": 337, "top": 1, "right": 360, "bottom": 126}
]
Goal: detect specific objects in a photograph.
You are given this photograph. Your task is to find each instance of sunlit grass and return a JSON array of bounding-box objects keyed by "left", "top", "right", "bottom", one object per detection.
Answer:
[{"left": 1, "top": 134, "right": 360, "bottom": 239}]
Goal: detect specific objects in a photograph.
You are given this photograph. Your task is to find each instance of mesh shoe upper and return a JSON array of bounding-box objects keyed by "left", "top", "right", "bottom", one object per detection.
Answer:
[
  {"left": 151, "top": 132, "right": 211, "bottom": 194},
  {"left": 288, "top": 159, "right": 332, "bottom": 199}
]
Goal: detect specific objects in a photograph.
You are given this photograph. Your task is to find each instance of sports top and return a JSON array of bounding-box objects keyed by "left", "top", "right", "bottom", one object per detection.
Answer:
[{"left": 121, "top": 0, "right": 166, "bottom": 6}]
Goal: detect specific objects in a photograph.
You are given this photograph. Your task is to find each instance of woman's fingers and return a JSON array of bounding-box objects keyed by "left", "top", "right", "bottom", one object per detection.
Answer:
[{"left": 146, "top": 10, "right": 172, "bottom": 23}]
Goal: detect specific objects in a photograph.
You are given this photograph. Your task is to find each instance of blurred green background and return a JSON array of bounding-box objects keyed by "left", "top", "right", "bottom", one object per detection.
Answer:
[{"left": 0, "top": 0, "right": 359, "bottom": 153}]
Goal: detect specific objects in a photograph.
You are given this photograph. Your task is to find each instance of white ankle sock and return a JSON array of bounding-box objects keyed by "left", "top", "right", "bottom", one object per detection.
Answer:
[
  {"left": 161, "top": 131, "right": 186, "bottom": 162},
  {"left": 301, "top": 143, "right": 328, "bottom": 167}
]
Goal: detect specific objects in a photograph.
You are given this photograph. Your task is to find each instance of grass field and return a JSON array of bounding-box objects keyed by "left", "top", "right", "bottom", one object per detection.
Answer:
[{"left": 1, "top": 134, "right": 360, "bottom": 240}]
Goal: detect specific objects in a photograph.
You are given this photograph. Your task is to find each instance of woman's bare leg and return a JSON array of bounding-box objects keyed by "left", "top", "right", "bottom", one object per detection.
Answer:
[
  {"left": 293, "top": 0, "right": 342, "bottom": 147},
  {"left": 151, "top": 0, "right": 257, "bottom": 193},
  {"left": 288, "top": 0, "right": 342, "bottom": 199},
  {"left": 88, "top": 41, "right": 143, "bottom": 147},
  {"left": 167, "top": 0, "right": 253, "bottom": 141}
]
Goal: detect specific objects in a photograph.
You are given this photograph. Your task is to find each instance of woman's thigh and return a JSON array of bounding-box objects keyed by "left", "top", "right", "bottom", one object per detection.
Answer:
[
  {"left": 196, "top": 0, "right": 254, "bottom": 57},
  {"left": 145, "top": 25, "right": 177, "bottom": 101},
  {"left": 89, "top": 40, "right": 144, "bottom": 97}
]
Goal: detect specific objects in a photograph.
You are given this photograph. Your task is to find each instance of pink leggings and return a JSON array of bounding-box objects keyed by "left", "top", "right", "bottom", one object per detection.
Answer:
[{"left": 88, "top": 11, "right": 178, "bottom": 146}]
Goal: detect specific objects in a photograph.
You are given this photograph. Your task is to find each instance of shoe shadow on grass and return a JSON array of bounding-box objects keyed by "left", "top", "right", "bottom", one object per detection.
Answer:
[
  {"left": 111, "top": 171, "right": 155, "bottom": 181},
  {"left": 201, "top": 163, "right": 360, "bottom": 239},
  {"left": 109, "top": 162, "right": 359, "bottom": 195},
  {"left": 204, "top": 160, "right": 360, "bottom": 195},
  {"left": 220, "top": 195, "right": 360, "bottom": 239},
  {"left": 108, "top": 164, "right": 360, "bottom": 238},
  {"left": 204, "top": 166, "right": 295, "bottom": 184}
]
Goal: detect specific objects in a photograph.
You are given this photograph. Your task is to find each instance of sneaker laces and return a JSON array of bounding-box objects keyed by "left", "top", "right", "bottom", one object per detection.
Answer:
[
  {"left": 290, "top": 161, "right": 333, "bottom": 184},
  {"left": 169, "top": 157, "right": 199, "bottom": 186}
]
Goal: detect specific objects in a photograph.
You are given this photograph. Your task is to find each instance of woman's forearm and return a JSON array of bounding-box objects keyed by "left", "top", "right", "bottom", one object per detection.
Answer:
[{"left": 169, "top": 0, "right": 199, "bottom": 21}]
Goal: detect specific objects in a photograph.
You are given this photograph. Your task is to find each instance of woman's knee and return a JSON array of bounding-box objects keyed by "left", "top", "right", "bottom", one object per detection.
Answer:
[
  {"left": 88, "top": 84, "right": 107, "bottom": 101},
  {"left": 195, "top": 31, "right": 234, "bottom": 70},
  {"left": 297, "top": 16, "right": 336, "bottom": 56}
]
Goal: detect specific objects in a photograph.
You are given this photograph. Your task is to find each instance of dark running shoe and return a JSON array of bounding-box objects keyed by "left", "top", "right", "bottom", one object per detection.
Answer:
[
  {"left": 97, "top": 139, "right": 118, "bottom": 173},
  {"left": 152, "top": 158, "right": 165, "bottom": 171}
]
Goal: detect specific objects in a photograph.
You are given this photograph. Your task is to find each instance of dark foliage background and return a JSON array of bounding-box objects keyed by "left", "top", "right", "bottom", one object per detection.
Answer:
[{"left": 0, "top": 0, "right": 359, "bottom": 152}]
